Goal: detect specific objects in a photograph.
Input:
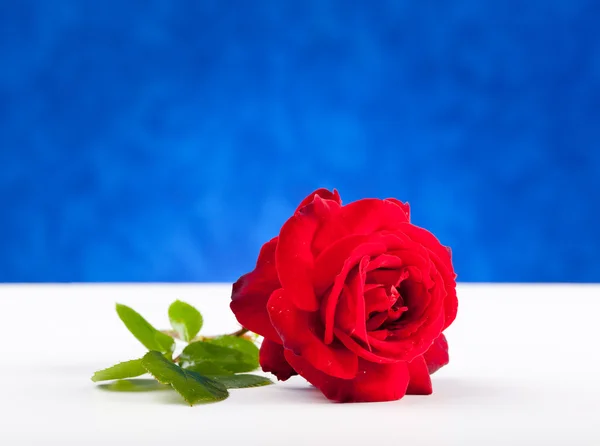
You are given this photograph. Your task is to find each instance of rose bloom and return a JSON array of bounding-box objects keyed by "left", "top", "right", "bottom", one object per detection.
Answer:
[{"left": 231, "top": 189, "right": 457, "bottom": 402}]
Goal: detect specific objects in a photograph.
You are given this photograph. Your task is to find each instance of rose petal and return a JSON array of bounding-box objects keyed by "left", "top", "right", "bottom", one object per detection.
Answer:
[
  {"left": 277, "top": 194, "right": 346, "bottom": 312},
  {"left": 399, "top": 223, "right": 451, "bottom": 266},
  {"left": 259, "top": 338, "right": 298, "bottom": 381},
  {"left": 406, "top": 355, "right": 432, "bottom": 395},
  {"left": 335, "top": 329, "right": 398, "bottom": 364},
  {"left": 377, "top": 231, "right": 413, "bottom": 249},
  {"left": 366, "top": 254, "right": 404, "bottom": 270},
  {"left": 268, "top": 289, "right": 358, "bottom": 379},
  {"left": 443, "top": 287, "right": 458, "bottom": 330},
  {"left": 284, "top": 351, "right": 410, "bottom": 403},
  {"left": 387, "top": 249, "right": 432, "bottom": 273},
  {"left": 431, "top": 254, "right": 458, "bottom": 331},
  {"left": 366, "top": 269, "right": 408, "bottom": 288},
  {"left": 424, "top": 334, "right": 449, "bottom": 374},
  {"left": 384, "top": 198, "right": 410, "bottom": 221},
  {"left": 275, "top": 212, "right": 320, "bottom": 311},
  {"left": 311, "top": 199, "right": 410, "bottom": 254},
  {"left": 366, "top": 336, "right": 419, "bottom": 362},
  {"left": 423, "top": 247, "right": 457, "bottom": 330},
  {"left": 313, "top": 234, "right": 373, "bottom": 295},
  {"left": 364, "top": 286, "right": 391, "bottom": 314},
  {"left": 396, "top": 280, "right": 430, "bottom": 327},
  {"left": 338, "top": 198, "right": 411, "bottom": 234},
  {"left": 368, "top": 329, "right": 388, "bottom": 341},
  {"left": 334, "top": 256, "right": 369, "bottom": 343},
  {"left": 230, "top": 237, "right": 282, "bottom": 343},
  {"left": 398, "top": 223, "right": 457, "bottom": 329},
  {"left": 369, "top": 306, "right": 445, "bottom": 362},
  {"left": 392, "top": 266, "right": 446, "bottom": 339},
  {"left": 387, "top": 305, "right": 408, "bottom": 321},
  {"left": 295, "top": 188, "right": 342, "bottom": 214},
  {"left": 365, "top": 311, "right": 389, "bottom": 331},
  {"left": 321, "top": 242, "right": 386, "bottom": 344},
  {"left": 402, "top": 265, "right": 434, "bottom": 288}
]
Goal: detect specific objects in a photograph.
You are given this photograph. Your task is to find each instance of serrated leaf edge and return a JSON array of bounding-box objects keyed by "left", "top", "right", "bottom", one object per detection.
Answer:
[
  {"left": 115, "top": 303, "right": 175, "bottom": 353},
  {"left": 91, "top": 358, "right": 146, "bottom": 382},
  {"left": 211, "top": 374, "right": 274, "bottom": 389},
  {"left": 141, "top": 351, "right": 229, "bottom": 406}
]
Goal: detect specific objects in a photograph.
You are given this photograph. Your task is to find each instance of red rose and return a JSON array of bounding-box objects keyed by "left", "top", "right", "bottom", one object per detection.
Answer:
[{"left": 231, "top": 189, "right": 457, "bottom": 402}]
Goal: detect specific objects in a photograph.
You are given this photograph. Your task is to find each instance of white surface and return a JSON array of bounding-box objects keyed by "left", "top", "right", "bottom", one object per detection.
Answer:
[{"left": 0, "top": 283, "right": 599, "bottom": 445}]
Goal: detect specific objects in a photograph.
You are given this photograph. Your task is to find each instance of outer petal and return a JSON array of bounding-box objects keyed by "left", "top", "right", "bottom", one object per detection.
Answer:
[
  {"left": 384, "top": 198, "right": 410, "bottom": 221},
  {"left": 284, "top": 352, "right": 410, "bottom": 403},
  {"left": 276, "top": 195, "right": 342, "bottom": 311},
  {"left": 275, "top": 212, "right": 320, "bottom": 311},
  {"left": 423, "top": 334, "right": 449, "bottom": 374},
  {"left": 426, "top": 249, "right": 457, "bottom": 330},
  {"left": 399, "top": 223, "right": 451, "bottom": 265},
  {"left": 341, "top": 198, "right": 410, "bottom": 232},
  {"left": 267, "top": 289, "right": 358, "bottom": 379},
  {"left": 295, "top": 188, "right": 341, "bottom": 214},
  {"left": 259, "top": 339, "right": 297, "bottom": 381},
  {"left": 230, "top": 237, "right": 281, "bottom": 342},
  {"left": 399, "top": 223, "right": 458, "bottom": 329},
  {"left": 311, "top": 198, "right": 410, "bottom": 254},
  {"left": 406, "top": 355, "right": 433, "bottom": 395}
]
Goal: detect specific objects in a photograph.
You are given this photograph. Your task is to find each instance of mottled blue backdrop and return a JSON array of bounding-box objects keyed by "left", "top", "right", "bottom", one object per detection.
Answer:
[{"left": 1, "top": 1, "right": 599, "bottom": 282}]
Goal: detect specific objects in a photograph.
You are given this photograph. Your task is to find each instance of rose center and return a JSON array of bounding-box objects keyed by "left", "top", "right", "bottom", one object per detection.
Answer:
[{"left": 365, "top": 283, "right": 409, "bottom": 331}]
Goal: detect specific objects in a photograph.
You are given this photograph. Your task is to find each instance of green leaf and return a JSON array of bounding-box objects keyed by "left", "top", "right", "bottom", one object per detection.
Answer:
[
  {"left": 206, "top": 335, "right": 259, "bottom": 371},
  {"left": 116, "top": 304, "right": 175, "bottom": 353},
  {"left": 141, "top": 351, "right": 229, "bottom": 405},
  {"left": 184, "top": 362, "right": 234, "bottom": 376},
  {"left": 168, "top": 300, "right": 203, "bottom": 342},
  {"left": 98, "top": 379, "right": 170, "bottom": 392},
  {"left": 206, "top": 335, "right": 259, "bottom": 353},
  {"left": 179, "top": 338, "right": 258, "bottom": 373},
  {"left": 92, "top": 358, "right": 146, "bottom": 382},
  {"left": 211, "top": 374, "right": 273, "bottom": 389}
]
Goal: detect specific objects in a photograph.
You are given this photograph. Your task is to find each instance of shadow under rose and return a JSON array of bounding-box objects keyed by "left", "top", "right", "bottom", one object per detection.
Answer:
[
  {"left": 273, "top": 376, "right": 537, "bottom": 406},
  {"left": 221, "top": 377, "right": 335, "bottom": 406},
  {"left": 92, "top": 373, "right": 537, "bottom": 407},
  {"left": 278, "top": 383, "right": 333, "bottom": 404}
]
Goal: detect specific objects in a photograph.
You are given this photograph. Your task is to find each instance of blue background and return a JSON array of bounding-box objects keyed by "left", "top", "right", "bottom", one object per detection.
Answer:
[{"left": 1, "top": 1, "right": 599, "bottom": 283}]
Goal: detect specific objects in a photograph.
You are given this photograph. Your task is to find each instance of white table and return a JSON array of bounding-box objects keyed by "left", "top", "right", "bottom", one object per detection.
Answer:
[{"left": 1, "top": 283, "right": 599, "bottom": 445}]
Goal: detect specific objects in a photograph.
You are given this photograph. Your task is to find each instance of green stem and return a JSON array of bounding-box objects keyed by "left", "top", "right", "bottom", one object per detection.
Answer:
[{"left": 228, "top": 327, "right": 249, "bottom": 338}]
